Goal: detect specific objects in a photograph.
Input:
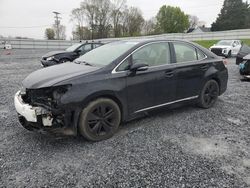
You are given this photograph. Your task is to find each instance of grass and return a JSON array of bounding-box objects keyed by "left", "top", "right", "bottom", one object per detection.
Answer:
[{"left": 193, "top": 39, "right": 250, "bottom": 49}]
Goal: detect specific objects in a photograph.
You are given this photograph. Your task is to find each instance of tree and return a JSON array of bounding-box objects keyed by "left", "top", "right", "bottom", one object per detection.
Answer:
[
  {"left": 79, "top": 0, "right": 112, "bottom": 39},
  {"left": 188, "top": 15, "right": 199, "bottom": 29},
  {"left": 71, "top": 0, "right": 145, "bottom": 38},
  {"left": 211, "top": 0, "right": 249, "bottom": 31},
  {"left": 110, "top": 0, "right": 126, "bottom": 37},
  {"left": 122, "top": 7, "right": 144, "bottom": 36},
  {"left": 72, "top": 26, "right": 91, "bottom": 40},
  {"left": 142, "top": 17, "right": 156, "bottom": 35},
  {"left": 53, "top": 25, "right": 66, "bottom": 40},
  {"left": 155, "top": 5, "right": 189, "bottom": 33},
  {"left": 45, "top": 28, "right": 55, "bottom": 40}
]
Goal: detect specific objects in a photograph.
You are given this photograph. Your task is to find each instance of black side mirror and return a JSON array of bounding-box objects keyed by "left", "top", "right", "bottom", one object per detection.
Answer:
[
  {"left": 130, "top": 63, "right": 149, "bottom": 72},
  {"left": 75, "top": 49, "right": 81, "bottom": 54}
]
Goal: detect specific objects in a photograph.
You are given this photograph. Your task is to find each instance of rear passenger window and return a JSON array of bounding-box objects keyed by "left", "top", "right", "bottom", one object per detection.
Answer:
[{"left": 173, "top": 43, "right": 206, "bottom": 63}]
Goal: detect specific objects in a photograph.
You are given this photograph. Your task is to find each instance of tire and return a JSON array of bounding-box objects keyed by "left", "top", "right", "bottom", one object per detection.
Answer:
[
  {"left": 197, "top": 80, "right": 219, "bottom": 109},
  {"left": 239, "top": 69, "right": 245, "bottom": 75},
  {"left": 78, "top": 98, "right": 121, "bottom": 141}
]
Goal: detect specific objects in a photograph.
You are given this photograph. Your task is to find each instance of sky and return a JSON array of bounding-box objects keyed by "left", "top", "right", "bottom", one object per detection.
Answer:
[{"left": 0, "top": 0, "right": 225, "bottom": 40}]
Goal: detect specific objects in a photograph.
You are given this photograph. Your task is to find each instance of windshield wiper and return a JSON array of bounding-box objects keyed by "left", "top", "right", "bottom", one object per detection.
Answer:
[{"left": 74, "top": 60, "right": 93, "bottom": 66}]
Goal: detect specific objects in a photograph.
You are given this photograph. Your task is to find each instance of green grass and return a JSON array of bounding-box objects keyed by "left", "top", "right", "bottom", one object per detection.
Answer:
[{"left": 193, "top": 39, "right": 250, "bottom": 49}]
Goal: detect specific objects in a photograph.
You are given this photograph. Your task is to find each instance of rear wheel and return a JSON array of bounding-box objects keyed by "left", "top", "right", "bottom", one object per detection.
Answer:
[
  {"left": 78, "top": 98, "right": 121, "bottom": 141},
  {"left": 198, "top": 80, "right": 219, "bottom": 109}
]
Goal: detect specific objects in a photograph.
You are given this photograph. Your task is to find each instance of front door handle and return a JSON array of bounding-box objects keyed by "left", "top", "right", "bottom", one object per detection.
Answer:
[
  {"left": 165, "top": 71, "right": 174, "bottom": 78},
  {"left": 200, "top": 64, "right": 209, "bottom": 70}
]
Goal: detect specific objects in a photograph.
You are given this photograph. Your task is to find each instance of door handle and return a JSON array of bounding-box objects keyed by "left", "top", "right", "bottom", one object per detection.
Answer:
[
  {"left": 165, "top": 71, "right": 174, "bottom": 77},
  {"left": 200, "top": 65, "right": 209, "bottom": 70}
]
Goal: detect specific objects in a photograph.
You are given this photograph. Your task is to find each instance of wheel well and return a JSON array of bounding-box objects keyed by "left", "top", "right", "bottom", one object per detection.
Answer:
[
  {"left": 211, "top": 78, "right": 221, "bottom": 93},
  {"left": 60, "top": 57, "right": 71, "bottom": 62},
  {"left": 82, "top": 94, "right": 124, "bottom": 121}
]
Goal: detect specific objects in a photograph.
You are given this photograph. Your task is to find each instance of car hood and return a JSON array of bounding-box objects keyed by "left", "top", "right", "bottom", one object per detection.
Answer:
[
  {"left": 22, "top": 62, "right": 100, "bottom": 89},
  {"left": 42, "top": 50, "right": 70, "bottom": 58},
  {"left": 210, "top": 45, "right": 230, "bottom": 49}
]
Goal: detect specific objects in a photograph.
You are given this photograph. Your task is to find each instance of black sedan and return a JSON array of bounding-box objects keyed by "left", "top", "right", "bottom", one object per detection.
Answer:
[
  {"left": 14, "top": 40, "right": 228, "bottom": 141},
  {"left": 41, "top": 41, "right": 103, "bottom": 67},
  {"left": 236, "top": 44, "right": 250, "bottom": 65}
]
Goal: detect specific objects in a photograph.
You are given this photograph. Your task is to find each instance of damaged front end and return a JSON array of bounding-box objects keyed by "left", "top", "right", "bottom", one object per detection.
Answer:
[{"left": 14, "top": 84, "right": 78, "bottom": 135}]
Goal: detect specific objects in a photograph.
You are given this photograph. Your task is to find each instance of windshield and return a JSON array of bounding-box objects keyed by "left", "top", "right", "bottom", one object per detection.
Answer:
[
  {"left": 75, "top": 41, "right": 139, "bottom": 67},
  {"left": 216, "top": 40, "right": 233, "bottom": 46},
  {"left": 66, "top": 43, "right": 82, "bottom": 52}
]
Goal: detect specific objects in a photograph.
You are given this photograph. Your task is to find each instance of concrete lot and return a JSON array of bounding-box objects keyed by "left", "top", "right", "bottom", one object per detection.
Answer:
[{"left": 0, "top": 50, "right": 249, "bottom": 187}]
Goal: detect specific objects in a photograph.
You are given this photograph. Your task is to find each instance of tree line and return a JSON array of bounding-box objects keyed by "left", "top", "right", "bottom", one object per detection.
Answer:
[{"left": 45, "top": 0, "right": 250, "bottom": 40}]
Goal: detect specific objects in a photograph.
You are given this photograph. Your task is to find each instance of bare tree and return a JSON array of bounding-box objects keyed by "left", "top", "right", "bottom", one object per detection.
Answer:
[
  {"left": 142, "top": 17, "right": 156, "bottom": 35},
  {"left": 53, "top": 25, "right": 66, "bottom": 40},
  {"left": 79, "top": 0, "right": 112, "bottom": 39},
  {"left": 188, "top": 15, "right": 199, "bottom": 29},
  {"left": 122, "top": 7, "right": 144, "bottom": 36},
  {"left": 71, "top": 8, "right": 86, "bottom": 40},
  {"left": 110, "top": 0, "right": 126, "bottom": 37}
]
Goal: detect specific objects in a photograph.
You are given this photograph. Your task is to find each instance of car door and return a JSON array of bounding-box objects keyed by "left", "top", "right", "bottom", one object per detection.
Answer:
[
  {"left": 171, "top": 42, "right": 209, "bottom": 100},
  {"left": 119, "top": 42, "right": 177, "bottom": 114}
]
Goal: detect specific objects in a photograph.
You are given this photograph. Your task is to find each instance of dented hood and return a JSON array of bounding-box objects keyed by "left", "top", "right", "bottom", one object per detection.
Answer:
[
  {"left": 42, "top": 50, "right": 68, "bottom": 58},
  {"left": 22, "top": 62, "right": 99, "bottom": 89}
]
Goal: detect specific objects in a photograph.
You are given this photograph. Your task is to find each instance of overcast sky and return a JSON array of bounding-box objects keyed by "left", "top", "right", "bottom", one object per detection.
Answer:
[{"left": 0, "top": 0, "right": 225, "bottom": 39}]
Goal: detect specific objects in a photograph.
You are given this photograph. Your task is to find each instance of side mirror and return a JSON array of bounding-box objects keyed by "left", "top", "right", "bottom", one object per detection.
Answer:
[
  {"left": 130, "top": 63, "right": 149, "bottom": 72},
  {"left": 75, "top": 49, "right": 82, "bottom": 54},
  {"left": 232, "top": 43, "right": 236, "bottom": 47}
]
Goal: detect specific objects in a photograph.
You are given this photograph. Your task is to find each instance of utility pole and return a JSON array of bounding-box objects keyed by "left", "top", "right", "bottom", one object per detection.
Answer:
[{"left": 53, "top": 11, "right": 61, "bottom": 40}]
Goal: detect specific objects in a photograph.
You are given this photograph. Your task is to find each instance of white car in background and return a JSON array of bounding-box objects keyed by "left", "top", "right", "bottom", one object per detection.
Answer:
[{"left": 209, "top": 40, "right": 242, "bottom": 58}]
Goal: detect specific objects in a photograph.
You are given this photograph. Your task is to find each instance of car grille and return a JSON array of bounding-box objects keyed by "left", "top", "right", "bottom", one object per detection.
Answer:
[{"left": 211, "top": 48, "right": 223, "bottom": 56}]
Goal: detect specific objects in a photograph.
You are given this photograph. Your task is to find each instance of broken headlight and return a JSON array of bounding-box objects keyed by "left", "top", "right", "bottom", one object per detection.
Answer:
[{"left": 52, "top": 84, "right": 72, "bottom": 102}]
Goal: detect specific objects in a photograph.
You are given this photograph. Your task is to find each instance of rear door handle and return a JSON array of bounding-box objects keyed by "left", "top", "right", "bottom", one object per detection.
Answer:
[{"left": 165, "top": 71, "right": 174, "bottom": 77}]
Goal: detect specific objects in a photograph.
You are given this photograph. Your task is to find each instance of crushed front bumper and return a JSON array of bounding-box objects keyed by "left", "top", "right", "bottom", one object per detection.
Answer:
[
  {"left": 40, "top": 59, "right": 58, "bottom": 67},
  {"left": 14, "top": 91, "right": 53, "bottom": 129}
]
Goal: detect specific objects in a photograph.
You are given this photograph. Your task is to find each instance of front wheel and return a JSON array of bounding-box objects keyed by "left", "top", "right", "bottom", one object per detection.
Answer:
[
  {"left": 78, "top": 98, "right": 121, "bottom": 141},
  {"left": 197, "top": 80, "right": 219, "bottom": 109}
]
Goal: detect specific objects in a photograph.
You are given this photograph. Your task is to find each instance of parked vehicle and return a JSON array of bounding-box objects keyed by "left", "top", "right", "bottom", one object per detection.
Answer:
[
  {"left": 14, "top": 40, "right": 228, "bottom": 141},
  {"left": 209, "top": 40, "right": 242, "bottom": 57},
  {"left": 239, "top": 54, "right": 250, "bottom": 75},
  {"left": 41, "top": 41, "right": 104, "bottom": 67},
  {"left": 2, "top": 41, "right": 12, "bottom": 49},
  {"left": 236, "top": 44, "right": 250, "bottom": 65}
]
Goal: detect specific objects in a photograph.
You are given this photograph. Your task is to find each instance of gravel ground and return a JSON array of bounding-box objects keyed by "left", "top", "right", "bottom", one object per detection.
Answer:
[{"left": 0, "top": 50, "right": 249, "bottom": 187}]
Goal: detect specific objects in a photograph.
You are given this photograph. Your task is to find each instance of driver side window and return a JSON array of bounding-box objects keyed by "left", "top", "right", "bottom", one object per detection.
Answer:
[
  {"left": 78, "top": 44, "right": 92, "bottom": 55},
  {"left": 132, "top": 43, "right": 171, "bottom": 67}
]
